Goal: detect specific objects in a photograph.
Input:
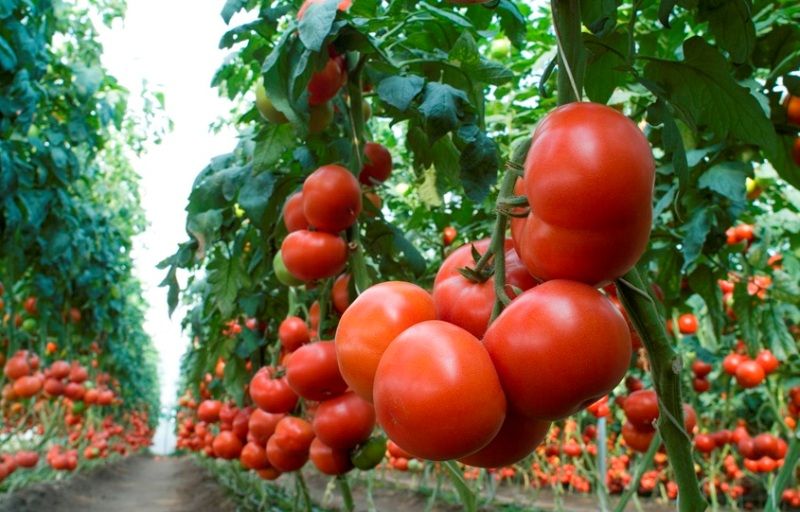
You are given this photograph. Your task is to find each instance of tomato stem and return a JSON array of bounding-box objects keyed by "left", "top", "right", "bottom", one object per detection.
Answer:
[
  {"left": 613, "top": 431, "right": 660, "bottom": 512},
  {"left": 616, "top": 268, "right": 708, "bottom": 512},
  {"left": 442, "top": 460, "right": 477, "bottom": 512},
  {"left": 337, "top": 474, "right": 355, "bottom": 512},
  {"left": 551, "top": 0, "right": 585, "bottom": 105}
]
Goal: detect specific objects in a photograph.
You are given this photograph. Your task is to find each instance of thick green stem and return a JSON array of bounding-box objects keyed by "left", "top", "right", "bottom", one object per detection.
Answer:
[
  {"left": 488, "top": 168, "right": 521, "bottom": 322},
  {"left": 551, "top": 0, "right": 585, "bottom": 105},
  {"left": 337, "top": 475, "right": 355, "bottom": 512},
  {"left": 616, "top": 268, "right": 707, "bottom": 512}
]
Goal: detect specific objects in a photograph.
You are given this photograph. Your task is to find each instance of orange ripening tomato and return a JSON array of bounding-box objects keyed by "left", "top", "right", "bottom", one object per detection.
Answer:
[
  {"left": 483, "top": 280, "right": 631, "bottom": 420},
  {"left": 335, "top": 281, "right": 436, "bottom": 402},
  {"left": 786, "top": 95, "right": 800, "bottom": 125},
  {"left": 513, "top": 103, "right": 654, "bottom": 285}
]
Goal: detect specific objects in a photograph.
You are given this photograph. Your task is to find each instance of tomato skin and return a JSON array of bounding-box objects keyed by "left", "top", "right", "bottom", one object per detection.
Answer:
[
  {"left": 332, "top": 274, "right": 351, "bottom": 315},
  {"left": 335, "top": 281, "right": 436, "bottom": 402},
  {"left": 622, "top": 421, "right": 655, "bottom": 452},
  {"left": 281, "top": 230, "right": 348, "bottom": 282},
  {"left": 359, "top": 142, "right": 393, "bottom": 185},
  {"left": 248, "top": 409, "right": 285, "bottom": 443},
  {"left": 483, "top": 280, "right": 631, "bottom": 420},
  {"left": 309, "top": 437, "right": 353, "bottom": 475},
  {"left": 723, "top": 353, "right": 746, "bottom": 375},
  {"left": 515, "top": 103, "right": 654, "bottom": 285},
  {"left": 198, "top": 400, "right": 223, "bottom": 423},
  {"left": 313, "top": 391, "right": 375, "bottom": 450},
  {"left": 303, "top": 165, "right": 362, "bottom": 233},
  {"left": 307, "top": 58, "right": 345, "bottom": 106},
  {"left": 240, "top": 442, "right": 269, "bottom": 470},
  {"left": 693, "top": 378, "right": 710, "bottom": 393},
  {"left": 458, "top": 411, "right": 549, "bottom": 468},
  {"left": 692, "top": 360, "right": 712, "bottom": 378},
  {"left": 433, "top": 239, "right": 536, "bottom": 338},
  {"left": 373, "top": 320, "right": 506, "bottom": 461},
  {"left": 755, "top": 350, "right": 779, "bottom": 374},
  {"left": 695, "top": 434, "right": 716, "bottom": 454},
  {"left": 213, "top": 431, "right": 244, "bottom": 460},
  {"left": 735, "top": 360, "right": 765, "bottom": 388},
  {"left": 279, "top": 316, "right": 310, "bottom": 352},
  {"left": 286, "top": 341, "right": 348, "bottom": 401},
  {"left": 678, "top": 313, "right": 698, "bottom": 334},
  {"left": 267, "top": 417, "right": 314, "bottom": 471},
  {"left": 13, "top": 375, "right": 41, "bottom": 398},
  {"left": 624, "top": 390, "right": 659, "bottom": 430},
  {"left": 249, "top": 369, "right": 299, "bottom": 414},
  {"left": 283, "top": 192, "right": 309, "bottom": 233},
  {"left": 266, "top": 435, "right": 308, "bottom": 472},
  {"left": 442, "top": 226, "right": 457, "bottom": 246}
]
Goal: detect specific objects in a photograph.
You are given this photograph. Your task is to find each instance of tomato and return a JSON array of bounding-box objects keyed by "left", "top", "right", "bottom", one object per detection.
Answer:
[
  {"left": 297, "top": 0, "right": 351, "bottom": 19},
  {"left": 692, "top": 360, "right": 712, "bottom": 378},
  {"left": 359, "top": 142, "right": 393, "bottom": 185},
  {"left": 373, "top": 320, "right": 506, "bottom": 461},
  {"left": 684, "top": 404, "right": 697, "bottom": 433},
  {"left": 248, "top": 410, "right": 284, "bottom": 443},
  {"left": 14, "top": 451, "right": 38, "bottom": 468},
  {"left": 213, "top": 431, "right": 243, "bottom": 460},
  {"left": 281, "top": 230, "right": 348, "bottom": 282},
  {"left": 282, "top": 192, "right": 308, "bottom": 233},
  {"left": 12, "top": 375, "right": 40, "bottom": 397},
  {"left": 332, "top": 274, "right": 351, "bottom": 315},
  {"left": 309, "top": 437, "right": 353, "bottom": 475},
  {"left": 23, "top": 296, "right": 37, "bottom": 315},
  {"left": 722, "top": 353, "right": 746, "bottom": 376},
  {"left": 442, "top": 226, "right": 457, "bottom": 246},
  {"left": 752, "top": 433, "right": 777, "bottom": 459},
  {"left": 624, "top": 390, "right": 659, "bottom": 430},
  {"left": 257, "top": 467, "right": 282, "bottom": 480},
  {"left": 694, "top": 434, "right": 716, "bottom": 454},
  {"left": 712, "top": 430, "right": 732, "bottom": 447},
  {"left": 303, "top": 164, "right": 362, "bottom": 233},
  {"left": 219, "top": 402, "right": 237, "bottom": 424},
  {"left": 622, "top": 421, "right": 655, "bottom": 453},
  {"left": 198, "top": 400, "right": 223, "bottom": 423},
  {"left": 43, "top": 378, "right": 64, "bottom": 397},
  {"left": 49, "top": 360, "right": 70, "bottom": 380},
  {"left": 514, "top": 103, "right": 654, "bottom": 285},
  {"left": 735, "top": 360, "right": 765, "bottom": 388},
  {"left": 458, "top": 411, "right": 549, "bottom": 468},
  {"left": 308, "top": 301, "right": 320, "bottom": 336},
  {"left": 232, "top": 408, "right": 250, "bottom": 441},
  {"left": 278, "top": 316, "right": 310, "bottom": 352},
  {"left": 364, "top": 191, "right": 381, "bottom": 216},
  {"left": 734, "top": 224, "right": 755, "bottom": 242},
  {"left": 432, "top": 239, "right": 536, "bottom": 338},
  {"left": 272, "top": 417, "right": 314, "bottom": 453},
  {"left": 483, "top": 280, "right": 631, "bottom": 420},
  {"left": 240, "top": 442, "right": 269, "bottom": 470},
  {"left": 693, "top": 377, "right": 710, "bottom": 393},
  {"left": 69, "top": 364, "right": 88, "bottom": 383},
  {"left": 64, "top": 382, "right": 85, "bottom": 401},
  {"left": 756, "top": 349, "right": 779, "bottom": 374},
  {"left": 307, "top": 57, "right": 345, "bottom": 106},
  {"left": 677, "top": 313, "right": 698, "bottom": 334},
  {"left": 249, "top": 369, "right": 298, "bottom": 413},
  {"left": 313, "top": 391, "right": 375, "bottom": 450},
  {"left": 266, "top": 434, "right": 308, "bottom": 472},
  {"left": 309, "top": 102, "right": 334, "bottom": 134},
  {"left": 286, "top": 341, "right": 348, "bottom": 401},
  {"left": 84, "top": 388, "right": 99, "bottom": 404},
  {"left": 255, "top": 80, "right": 288, "bottom": 124},
  {"left": 4, "top": 356, "right": 30, "bottom": 380},
  {"left": 335, "top": 281, "right": 436, "bottom": 402},
  {"left": 787, "top": 95, "right": 800, "bottom": 125}
]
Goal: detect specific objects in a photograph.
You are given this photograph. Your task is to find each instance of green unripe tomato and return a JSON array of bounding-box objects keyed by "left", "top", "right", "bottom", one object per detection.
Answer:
[
  {"left": 273, "top": 251, "right": 303, "bottom": 287},
  {"left": 309, "top": 101, "right": 334, "bottom": 134},
  {"left": 256, "top": 80, "right": 289, "bottom": 124},
  {"left": 351, "top": 436, "right": 387, "bottom": 470},
  {"left": 489, "top": 37, "right": 511, "bottom": 60},
  {"left": 21, "top": 318, "right": 37, "bottom": 334}
]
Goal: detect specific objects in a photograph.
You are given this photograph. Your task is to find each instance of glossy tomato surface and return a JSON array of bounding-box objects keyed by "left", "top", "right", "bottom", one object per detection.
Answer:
[
  {"left": 286, "top": 341, "right": 348, "bottom": 401},
  {"left": 281, "top": 230, "right": 348, "bottom": 282},
  {"left": 303, "top": 164, "right": 362, "bottom": 233},
  {"left": 458, "top": 411, "right": 549, "bottom": 468},
  {"left": 313, "top": 391, "right": 375, "bottom": 450}
]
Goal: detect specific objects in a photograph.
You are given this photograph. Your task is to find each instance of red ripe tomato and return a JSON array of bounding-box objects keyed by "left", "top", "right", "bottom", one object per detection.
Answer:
[
  {"left": 23, "top": 296, "right": 37, "bottom": 315},
  {"left": 757, "top": 456, "right": 777, "bottom": 473},
  {"left": 64, "top": 382, "right": 85, "bottom": 401},
  {"left": 13, "top": 375, "right": 41, "bottom": 398},
  {"left": 248, "top": 409, "right": 284, "bottom": 443},
  {"left": 266, "top": 434, "right": 308, "bottom": 472},
  {"left": 240, "top": 442, "right": 269, "bottom": 470},
  {"left": 219, "top": 403, "right": 237, "bottom": 424},
  {"left": 257, "top": 467, "right": 282, "bottom": 480},
  {"left": 387, "top": 440, "right": 412, "bottom": 459},
  {"left": 442, "top": 226, "right": 457, "bottom": 246},
  {"left": 684, "top": 404, "right": 697, "bottom": 434},
  {"left": 458, "top": 411, "right": 549, "bottom": 468},
  {"left": 312, "top": 391, "right": 375, "bottom": 450},
  {"left": 483, "top": 280, "right": 631, "bottom": 420},
  {"left": 249, "top": 369, "right": 298, "bottom": 413},
  {"left": 622, "top": 421, "right": 655, "bottom": 452},
  {"left": 281, "top": 230, "right": 348, "bottom": 282},
  {"left": 335, "top": 281, "right": 436, "bottom": 402},
  {"left": 332, "top": 274, "right": 351, "bottom": 315},
  {"left": 735, "top": 360, "right": 765, "bottom": 388},
  {"left": 677, "top": 313, "right": 698, "bottom": 334},
  {"left": 272, "top": 417, "right": 315, "bottom": 454},
  {"left": 279, "top": 316, "right": 310, "bottom": 352},
  {"left": 514, "top": 103, "right": 654, "bottom": 285},
  {"left": 755, "top": 350, "right": 779, "bottom": 374},
  {"left": 69, "top": 364, "right": 88, "bottom": 383},
  {"left": 695, "top": 434, "right": 716, "bottom": 454},
  {"left": 303, "top": 165, "right": 361, "bottom": 233},
  {"left": 624, "top": 390, "right": 659, "bottom": 430},
  {"left": 309, "top": 437, "right": 353, "bottom": 475},
  {"left": 286, "top": 341, "right": 347, "bottom": 401},
  {"left": 712, "top": 429, "right": 731, "bottom": 447},
  {"left": 307, "top": 58, "right": 345, "bottom": 106},
  {"left": 84, "top": 388, "right": 99, "bottom": 404},
  {"left": 735, "top": 224, "right": 755, "bottom": 242},
  {"left": 49, "top": 360, "right": 70, "bottom": 380},
  {"left": 232, "top": 409, "right": 250, "bottom": 441},
  {"left": 722, "top": 353, "right": 746, "bottom": 376},
  {"left": 4, "top": 356, "right": 30, "bottom": 380},
  {"left": 692, "top": 360, "right": 712, "bottom": 378},
  {"left": 198, "top": 400, "right": 223, "bottom": 423},
  {"left": 282, "top": 192, "right": 308, "bottom": 233},
  {"left": 693, "top": 378, "right": 710, "bottom": 393},
  {"left": 787, "top": 95, "right": 800, "bottom": 125},
  {"left": 373, "top": 320, "right": 506, "bottom": 461},
  {"left": 213, "top": 431, "right": 243, "bottom": 460},
  {"left": 359, "top": 142, "right": 393, "bottom": 185},
  {"left": 14, "top": 451, "right": 38, "bottom": 468},
  {"left": 43, "top": 378, "right": 64, "bottom": 397},
  {"left": 432, "top": 239, "right": 536, "bottom": 338},
  {"left": 753, "top": 433, "right": 778, "bottom": 459}
]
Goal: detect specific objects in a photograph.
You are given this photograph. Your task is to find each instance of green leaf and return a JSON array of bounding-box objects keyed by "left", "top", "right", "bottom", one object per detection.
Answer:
[
  {"left": 581, "top": 0, "right": 617, "bottom": 35},
  {"left": 238, "top": 169, "right": 276, "bottom": 229},
  {"left": 297, "top": 0, "right": 340, "bottom": 52},
  {"left": 253, "top": 124, "right": 295, "bottom": 173},
  {"left": 207, "top": 248, "right": 252, "bottom": 318},
  {"left": 687, "top": 265, "right": 724, "bottom": 338},
  {"left": 698, "top": 161, "right": 748, "bottom": 207},
  {"left": 0, "top": 35, "right": 17, "bottom": 70},
  {"left": 376, "top": 75, "right": 425, "bottom": 113},
  {"left": 496, "top": 0, "right": 526, "bottom": 47},
  {"left": 431, "top": 136, "right": 460, "bottom": 194},
  {"left": 643, "top": 38, "right": 779, "bottom": 164},
  {"left": 658, "top": 0, "right": 677, "bottom": 27},
  {"left": 457, "top": 124, "right": 500, "bottom": 203},
  {"left": 187, "top": 209, "right": 224, "bottom": 258},
  {"left": 18, "top": 189, "right": 52, "bottom": 229},
  {"left": 418, "top": 82, "right": 469, "bottom": 142},
  {"left": 159, "top": 265, "right": 180, "bottom": 317},
  {"left": 221, "top": 0, "right": 246, "bottom": 24},
  {"left": 647, "top": 100, "right": 689, "bottom": 186},
  {"left": 697, "top": 0, "right": 755, "bottom": 63},
  {"left": 223, "top": 356, "right": 247, "bottom": 405},
  {"left": 418, "top": 166, "right": 442, "bottom": 207},
  {"left": 753, "top": 25, "right": 800, "bottom": 79},
  {"left": 388, "top": 224, "right": 426, "bottom": 276},
  {"left": 583, "top": 31, "right": 628, "bottom": 104},
  {"left": 680, "top": 206, "right": 712, "bottom": 272},
  {"left": 732, "top": 280, "right": 758, "bottom": 353}
]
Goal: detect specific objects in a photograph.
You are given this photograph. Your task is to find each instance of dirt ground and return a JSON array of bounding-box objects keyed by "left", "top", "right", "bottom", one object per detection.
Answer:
[{"left": 0, "top": 455, "right": 236, "bottom": 512}]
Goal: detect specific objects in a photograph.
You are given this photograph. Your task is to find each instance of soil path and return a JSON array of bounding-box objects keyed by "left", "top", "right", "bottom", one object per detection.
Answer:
[{"left": 0, "top": 455, "right": 235, "bottom": 512}]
